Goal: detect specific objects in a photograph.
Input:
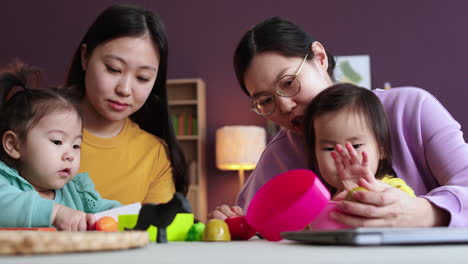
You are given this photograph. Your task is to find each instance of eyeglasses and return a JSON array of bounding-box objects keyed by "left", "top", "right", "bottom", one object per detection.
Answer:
[{"left": 250, "top": 50, "right": 310, "bottom": 116}]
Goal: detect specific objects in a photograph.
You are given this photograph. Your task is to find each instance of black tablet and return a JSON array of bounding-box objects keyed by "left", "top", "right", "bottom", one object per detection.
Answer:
[{"left": 281, "top": 227, "right": 468, "bottom": 245}]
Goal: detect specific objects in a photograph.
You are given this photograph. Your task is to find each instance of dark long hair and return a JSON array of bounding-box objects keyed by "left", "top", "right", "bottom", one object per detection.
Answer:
[
  {"left": 233, "top": 16, "right": 336, "bottom": 96},
  {"left": 303, "top": 83, "right": 394, "bottom": 193},
  {"left": 0, "top": 61, "right": 81, "bottom": 170},
  {"left": 65, "top": 4, "right": 188, "bottom": 195}
]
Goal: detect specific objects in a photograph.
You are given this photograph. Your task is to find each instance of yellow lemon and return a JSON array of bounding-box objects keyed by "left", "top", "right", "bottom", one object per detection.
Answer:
[
  {"left": 204, "top": 219, "right": 231, "bottom": 241},
  {"left": 346, "top": 187, "right": 368, "bottom": 202}
]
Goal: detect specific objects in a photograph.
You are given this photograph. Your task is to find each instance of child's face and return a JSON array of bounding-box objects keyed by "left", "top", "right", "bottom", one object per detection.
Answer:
[
  {"left": 313, "top": 108, "right": 382, "bottom": 190},
  {"left": 19, "top": 110, "right": 82, "bottom": 191},
  {"left": 81, "top": 35, "right": 159, "bottom": 124}
]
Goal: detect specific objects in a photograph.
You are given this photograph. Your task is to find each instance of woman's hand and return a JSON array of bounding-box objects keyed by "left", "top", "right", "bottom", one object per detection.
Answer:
[
  {"left": 208, "top": 205, "right": 244, "bottom": 220},
  {"left": 51, "top": 204, "right": 90, "bottom": 231},
  {"left": 331, "top": 177, "right": 450, "bottom": 227},
  {"left": 331, "top": 142, "right": 450, "bottom": 227}
]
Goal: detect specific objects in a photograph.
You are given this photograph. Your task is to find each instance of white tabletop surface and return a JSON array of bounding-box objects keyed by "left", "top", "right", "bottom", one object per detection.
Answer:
[{"left": 1, "top": 237, "right": 468, "bottom": 264}]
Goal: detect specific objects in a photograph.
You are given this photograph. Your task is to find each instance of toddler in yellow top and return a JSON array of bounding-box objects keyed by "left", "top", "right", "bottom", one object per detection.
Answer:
[{"left": 304, "top": 83, "right": 415, "bottom": 204}]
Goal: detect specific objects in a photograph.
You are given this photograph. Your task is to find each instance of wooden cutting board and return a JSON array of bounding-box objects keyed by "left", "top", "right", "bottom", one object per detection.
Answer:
[{"left": 0, "top": 230, "right": 149, "bottom": 255}]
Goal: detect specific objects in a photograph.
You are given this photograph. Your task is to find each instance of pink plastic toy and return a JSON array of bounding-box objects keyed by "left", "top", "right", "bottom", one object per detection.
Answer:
[
  {"left": 308, "top": 202, "right": 350, "bottom": 230},
  {"left": 246, "top": 169, "right": 330, "bottom": 241}
]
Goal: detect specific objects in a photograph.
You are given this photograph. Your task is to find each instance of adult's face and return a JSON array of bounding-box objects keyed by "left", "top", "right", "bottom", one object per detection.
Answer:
[
  {"left": 80, "top": 35, "right": 160, "bottom": 130},
  {"left": 244, "top": 42, "right": 333, "bottom": 134}
]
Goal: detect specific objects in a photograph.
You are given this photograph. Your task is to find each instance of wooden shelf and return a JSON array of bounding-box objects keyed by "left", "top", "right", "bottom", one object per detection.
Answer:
[
  {"left": 168, "top": 100, "right": 198, "bottom": 106},
  {"left": 176, "top": 135, "right": 199, "bottom": 140},
  {"left": 167, "top": 78, "right": 207, "bottom": 222}
]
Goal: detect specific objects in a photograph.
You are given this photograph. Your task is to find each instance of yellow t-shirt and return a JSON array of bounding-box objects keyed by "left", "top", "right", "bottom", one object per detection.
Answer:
[{"left": 78, "top": 118, "right": 175, "bottom": 205}]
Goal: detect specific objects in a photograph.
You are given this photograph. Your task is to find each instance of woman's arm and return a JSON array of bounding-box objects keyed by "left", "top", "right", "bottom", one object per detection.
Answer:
[
  {"left": 331, "top": 181, "right": 449, "bottom": 227},
  {"left": 210, "top": 129, "right": 301, "bottom": 219},
  {"left": 332, "top": 88, "right": 465, "bottom": 227},
  {"left": 417, "top": 92, "right": 468, "bottom": 227},
  {"left": 143, "top": 143, "right": 175, "bottom": 204},
  {"left": 236, "top": 129, "right": 307, "bottom": 210},
  {"left": 329, "top": 141, "right": 448, "bottom": 227}
]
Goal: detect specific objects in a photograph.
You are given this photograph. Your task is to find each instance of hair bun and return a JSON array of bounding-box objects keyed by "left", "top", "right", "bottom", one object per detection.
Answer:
[{"left": 5, "top": 85, "right": 26, "bottom": 101}]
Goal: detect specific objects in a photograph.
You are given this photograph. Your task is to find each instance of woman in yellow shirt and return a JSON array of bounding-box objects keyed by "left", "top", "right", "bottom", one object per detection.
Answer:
[{"left": 64, "top": 4, "right": 187, "bottom": 204}]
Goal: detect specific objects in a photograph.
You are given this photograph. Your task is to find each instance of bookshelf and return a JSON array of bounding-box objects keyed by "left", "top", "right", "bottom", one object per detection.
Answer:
[{"left": 167, "top": 78, "right": 207, "bottom": 222}]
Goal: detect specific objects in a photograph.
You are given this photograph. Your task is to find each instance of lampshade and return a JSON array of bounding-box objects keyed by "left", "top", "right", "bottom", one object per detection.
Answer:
[{"left": 216, "top": 126, "right": 266, "bottom": 171}]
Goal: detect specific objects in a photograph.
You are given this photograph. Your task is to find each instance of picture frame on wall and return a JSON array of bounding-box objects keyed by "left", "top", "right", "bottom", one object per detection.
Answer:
[{"left": 334, "top": 55, "right": 371, "bottom": 90}]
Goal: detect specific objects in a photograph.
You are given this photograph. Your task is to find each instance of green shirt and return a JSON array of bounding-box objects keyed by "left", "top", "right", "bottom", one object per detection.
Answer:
[{"left": 0, "top": 161, "right": 121, "bottom": 228}]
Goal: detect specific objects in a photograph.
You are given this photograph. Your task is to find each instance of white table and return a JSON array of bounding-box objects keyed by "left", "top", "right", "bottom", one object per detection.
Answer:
[{"left": 1, "top": 238, "right": 468, "bottom": 264}]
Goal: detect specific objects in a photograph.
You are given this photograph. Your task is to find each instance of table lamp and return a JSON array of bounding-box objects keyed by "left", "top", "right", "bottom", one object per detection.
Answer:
[{"left": 216, "top": 126, "right": 266, "bottom": 190}]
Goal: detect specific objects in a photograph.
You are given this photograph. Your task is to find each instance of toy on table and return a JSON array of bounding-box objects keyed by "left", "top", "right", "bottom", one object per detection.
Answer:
[
  {"left": 128, "top": 192, "right": 192, "bottom": 243},
  {"left": 119, "top": 213, "right": 193, "bottom": 241},
  {"left": 308, "top": 202, "right": 350, "bottom": 230},
  {"left": 345, "top": 186, "right": 368, "bottom": 202},
  {"left": 95, "top": 216, "right": 119, "bottom": 232},
  {"left": 204, "top": 219, "right": 230, "bottom": 241},
  {"left": 225, "top": 216, "right": 256, "bottom": 240},
  {"left": 184, "top": 222, "right": 205, "bottom": 241},
  {"left": 245, "top": 169, "right": 331, "bottom": 241},
  {"left": 94, "top": 203, "right": 141, "bottom": 221}
]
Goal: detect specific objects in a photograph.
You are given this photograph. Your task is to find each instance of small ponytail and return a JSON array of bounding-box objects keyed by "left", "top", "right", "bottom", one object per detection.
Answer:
[
  {"left": 0, "top": 60, "right": 81, "bottom": 170},
  {"left": 0, "top": 60, "right": 41, "bottom": 104}
]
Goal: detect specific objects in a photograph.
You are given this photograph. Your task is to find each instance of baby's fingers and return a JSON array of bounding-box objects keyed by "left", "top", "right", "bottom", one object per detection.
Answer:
[
  {"left": 208, "top": 205, "right": 241, "bottom": 220},
  {"left": 78, "top": 217, "right": 87, "bottom": 231},
  {"left": 359, "top": 177, "right": 385, "bottom": 192},
  {"left": 333, "top": 190, "right": 348, "bottom": 201},
  {"left": 331, "top": 151, "right": 344, "bottom": 175},
  {"left": 361, "top": 151, "right": 369, "bottom": 168},
  {"left": 335, "top": 144, "right": 351, "bottom": 167},
  {"left": 345, "top": 142, "right": 360, "bottom": 164},
  {"left": 230, "top": 206, "right": 244, "bottom": 216},
  {"left": 87, "top": 214, "right": 96, "bottom": 231}
]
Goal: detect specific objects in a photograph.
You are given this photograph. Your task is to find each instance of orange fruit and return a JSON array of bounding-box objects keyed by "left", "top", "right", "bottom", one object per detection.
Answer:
[{"left": 95, "top": 216, "right": 119, "bottom": 232}]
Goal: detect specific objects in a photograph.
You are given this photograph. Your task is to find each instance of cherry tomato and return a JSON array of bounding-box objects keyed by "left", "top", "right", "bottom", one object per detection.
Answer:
[
  {"left": 95, "top": 216, "right": 119, "bottom": 232},
  {"left": 225, "top": 216, "right": 256, "bottom": 240}
]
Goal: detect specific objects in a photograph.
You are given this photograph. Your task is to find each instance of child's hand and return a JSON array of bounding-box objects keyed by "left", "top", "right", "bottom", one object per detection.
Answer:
[
  {"left": 86, "top": 213, "right": 96, "bottom": 231},
  {"left": 332, "top": 189, "right": 349, "bottom": 201},
  {"left": 51, "top": 204, "right": 89, "bottom": 231},
  {"left": 208, "top": 205, "right": 244, "bottom": 220},
  {"left": 332, "top": 142, "right": 378, "bottom": 192}
]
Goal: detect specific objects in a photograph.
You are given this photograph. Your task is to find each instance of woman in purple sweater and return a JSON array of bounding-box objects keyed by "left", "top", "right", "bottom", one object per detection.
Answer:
[{"left": 210, "top": 17, "right": 468, "bottom": 227}]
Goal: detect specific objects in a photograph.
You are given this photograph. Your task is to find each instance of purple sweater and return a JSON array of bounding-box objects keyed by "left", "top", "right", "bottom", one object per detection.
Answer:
[{"left": 237, "top": 87, "right": 468, "bottom": 227}]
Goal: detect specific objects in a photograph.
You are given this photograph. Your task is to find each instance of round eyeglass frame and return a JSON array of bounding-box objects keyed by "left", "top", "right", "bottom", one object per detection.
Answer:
[{"left": 250, "top": 50, "right": 310, "bottom": 116}]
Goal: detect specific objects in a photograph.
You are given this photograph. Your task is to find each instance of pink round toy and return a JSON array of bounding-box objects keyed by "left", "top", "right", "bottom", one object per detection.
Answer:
[
  {"left": 246, "top": 169, "right": 330, "bottom": 241},
  {"left": 308, "top": 202, "right": 350, "bottom": 230}
]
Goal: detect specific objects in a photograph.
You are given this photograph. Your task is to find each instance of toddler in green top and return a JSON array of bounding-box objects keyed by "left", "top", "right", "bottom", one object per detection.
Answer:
[{"left": 0, "top": 62, "right": 121, "bottom": 231}]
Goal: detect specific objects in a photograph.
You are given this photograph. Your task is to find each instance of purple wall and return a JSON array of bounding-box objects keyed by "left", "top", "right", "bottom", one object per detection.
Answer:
[{"left": 2, "top": 0, "right": 468, "bottom": 213}]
